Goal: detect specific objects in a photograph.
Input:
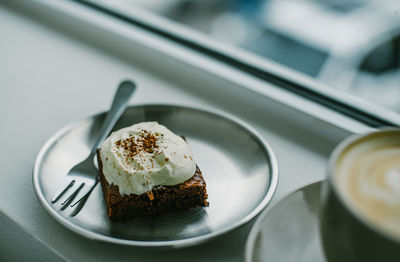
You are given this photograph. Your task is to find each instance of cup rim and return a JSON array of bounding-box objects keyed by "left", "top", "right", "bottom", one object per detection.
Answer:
[{"left": 327, "top": 127, "right": 400, "bottom": 244}]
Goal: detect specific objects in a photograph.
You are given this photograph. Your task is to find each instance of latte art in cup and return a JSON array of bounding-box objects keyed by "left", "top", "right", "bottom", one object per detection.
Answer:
[{"left": 335, "top": 134, "right": 400, "bottom": 239}]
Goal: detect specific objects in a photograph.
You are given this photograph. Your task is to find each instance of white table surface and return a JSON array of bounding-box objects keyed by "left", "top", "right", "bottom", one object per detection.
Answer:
[{"left": 0, "top": 2, "right": 371, "bottom": 261}]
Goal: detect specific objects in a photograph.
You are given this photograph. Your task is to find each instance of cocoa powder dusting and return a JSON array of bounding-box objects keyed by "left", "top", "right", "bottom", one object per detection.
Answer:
[{"left": 114, "top": 130, "right": 159, "bottom": 163}]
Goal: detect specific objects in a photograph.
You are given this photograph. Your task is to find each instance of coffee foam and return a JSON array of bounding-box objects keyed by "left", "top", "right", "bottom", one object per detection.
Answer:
[{"left": 335, "top": 133, "right": 400, "bottom": 238}]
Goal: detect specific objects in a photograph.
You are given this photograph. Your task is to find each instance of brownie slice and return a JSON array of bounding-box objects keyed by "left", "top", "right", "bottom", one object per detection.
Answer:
[{"left": 97, "top": 150, "right": 208, "bottom": 220}]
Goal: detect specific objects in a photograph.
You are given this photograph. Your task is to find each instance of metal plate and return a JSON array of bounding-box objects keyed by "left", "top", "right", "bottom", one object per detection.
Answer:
[
  {"left": 245, "top": 181, "right": 324, "bottom": 262},
  {"left": 33, "top": 104, "right": 278, "bottom": 247}
]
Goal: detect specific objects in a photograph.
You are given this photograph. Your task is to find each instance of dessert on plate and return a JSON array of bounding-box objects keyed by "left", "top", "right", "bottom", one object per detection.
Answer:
[{"left": 97, "top": 121, "right": 208, "bottom": 220}]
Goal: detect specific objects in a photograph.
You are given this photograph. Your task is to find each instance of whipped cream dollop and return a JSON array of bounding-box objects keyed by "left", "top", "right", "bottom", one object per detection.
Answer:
[{"left": 99, "top": 122, "right": 196, "bottom": 195}]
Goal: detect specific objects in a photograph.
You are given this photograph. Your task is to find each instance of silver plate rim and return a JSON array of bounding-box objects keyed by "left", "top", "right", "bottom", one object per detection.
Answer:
[
  {"left": 245, "top": 180, "right": 323, "bottom": 261},
  {"left": 33, "top": 103, "right": 279, "bottom": 248}
]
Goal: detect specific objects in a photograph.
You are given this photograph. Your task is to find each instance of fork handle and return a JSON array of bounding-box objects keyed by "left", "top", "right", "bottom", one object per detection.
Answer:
[{"left": 90, "top": 80, "right": 136, "bottom": 155}]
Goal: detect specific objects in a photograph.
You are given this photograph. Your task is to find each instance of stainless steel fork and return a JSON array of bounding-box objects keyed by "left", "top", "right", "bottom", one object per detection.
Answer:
[{"left": 51, "top": 80, "right": 136, "bottom": 216}]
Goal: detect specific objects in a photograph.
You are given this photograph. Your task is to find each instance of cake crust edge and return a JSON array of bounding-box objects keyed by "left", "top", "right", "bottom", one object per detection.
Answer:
[{"left": 97, "top": 149, "right": 208, "bottom": 220}]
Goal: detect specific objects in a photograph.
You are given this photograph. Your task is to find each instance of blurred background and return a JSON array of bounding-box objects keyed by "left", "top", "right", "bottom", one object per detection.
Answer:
[{"left": 117, "top": 0, "right": 400, "bottom": 112}]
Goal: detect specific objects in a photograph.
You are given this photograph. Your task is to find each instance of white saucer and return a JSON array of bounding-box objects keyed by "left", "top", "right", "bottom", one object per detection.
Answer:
[{"left": 245, "top": 181, "right": 326, "bottom": 262}]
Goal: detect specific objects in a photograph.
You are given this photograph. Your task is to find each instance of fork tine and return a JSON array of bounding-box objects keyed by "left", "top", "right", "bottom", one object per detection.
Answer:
[
  {"left": 68, "top": 177, "right": 98, "bottom": 209},
  {"left": 70, "top": 177, "right": 100, "bottom": 217},
  {"left": 51, "top": 180, "right": 75, "bottom": 204},
  {"left": 70, "top": 176, "right": 100, "bottom": 208},
  {"left": 60, "top": 182, "right": 85, "bottom": 210}
]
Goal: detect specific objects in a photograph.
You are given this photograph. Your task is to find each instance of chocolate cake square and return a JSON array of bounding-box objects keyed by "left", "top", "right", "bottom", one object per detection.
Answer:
[{"left": 97, "top": 149, "right": 208, "bottom": 220}]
